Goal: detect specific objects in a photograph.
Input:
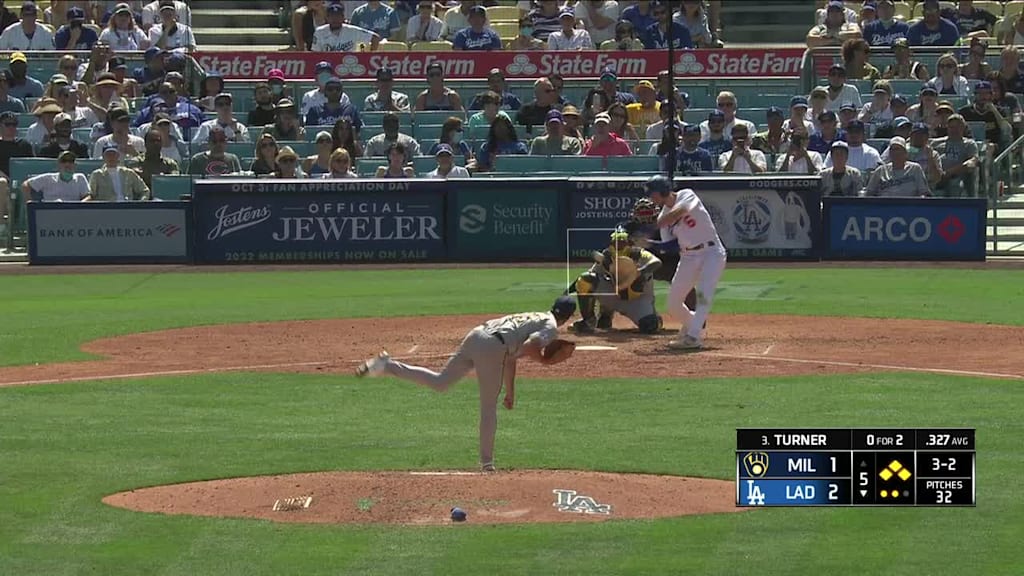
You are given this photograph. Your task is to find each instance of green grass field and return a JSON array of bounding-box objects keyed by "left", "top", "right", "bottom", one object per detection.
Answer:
[{"left": 0, "top": 267, "right": 1020, "bottom": 575}]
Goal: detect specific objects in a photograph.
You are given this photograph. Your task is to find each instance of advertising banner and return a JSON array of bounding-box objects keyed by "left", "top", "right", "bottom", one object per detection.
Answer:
[
  {"left": 823, "top": 198, "right": 986, "bottom": 261},
  {"left": 196, "top": 48, "right": 805, "bottom": 81},
  {"left": 568, "top": 177, "right": 822, "bottom": 260},
  {"left": 28, "top": 202, "right": 191, "bottom": 264},
  {"left": 192, "top": 180, "right": 446, "bottom": 263},
  {"left": 448, "top": 179, "right": 563, "bottom": 260}
]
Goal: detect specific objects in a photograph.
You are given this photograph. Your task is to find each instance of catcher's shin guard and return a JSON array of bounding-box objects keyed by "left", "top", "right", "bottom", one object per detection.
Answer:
[{"left": 573, "top": 294, "right": 597, "bottom": 333}]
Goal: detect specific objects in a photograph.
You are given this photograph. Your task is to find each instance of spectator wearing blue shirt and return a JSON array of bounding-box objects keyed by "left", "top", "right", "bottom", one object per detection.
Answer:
[
  {"left": 620, "top": 0, "right": 657, "bottom": 36},
  {"left": 453, "top": 5, "right": 502, "bottom": 51},
  {"left": 349, "top": 0, "right": 400, "bottom": 40},
  {"left": 471, "top": 115, "right": 528, "bottom": 173},
  {"left": 55, "top": 6, "right": 99, "bottom": 50},
  {"left": 642, "top": 2, "right": 693, "bottom": 49},
  {"left": 597, "top": 69, "right": 636, "bottom": 106},
  {"left": 698, "top": 110, "right": 731, "bottom": 158},
  {"left": 808, "top": 110, "right": 847, "bottom": 154},
  {"left": 469, "top": 68, "right": 522, "bottom": 111},
  {"left": 306, "top": 77, "right": 362, "bottom": 132},
  {"left": 862, "top": 0, "right": 909, "bottom": 46},
  {"left": 907, "top": 0, "right": 960, "bottom": 47},
  {"left": 677, "top": 123, "right": 715, "bottom": 174},
  {"left": 133, "top": 46, "right": 166, "bottom": 97}
]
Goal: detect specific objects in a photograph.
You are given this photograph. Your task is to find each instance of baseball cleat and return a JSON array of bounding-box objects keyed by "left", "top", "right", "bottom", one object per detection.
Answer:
[
  {"left": 596, "top": 314, "right": 613, "bottom": 330},
  {"left": 571, "top": 319, "right": 595, "bottom": 334},
  {"left": 355, "top": 350, "right": 390, "bottom": 377},
  {"left": 481, "top": 463, "right": 496, "bottom": 473},
  {"left": 668, "top": 335, "right": 703, "bottom": 350}
]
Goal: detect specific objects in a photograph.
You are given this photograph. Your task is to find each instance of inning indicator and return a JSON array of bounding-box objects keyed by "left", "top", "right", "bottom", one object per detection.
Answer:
[{"left": 736, "top": 428, "right": 975, "bottom": 507}]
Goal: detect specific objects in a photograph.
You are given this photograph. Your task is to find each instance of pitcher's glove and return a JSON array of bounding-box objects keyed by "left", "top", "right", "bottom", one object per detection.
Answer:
[{"left": 541, "top": 339, "right": 576, "bottom": 364}]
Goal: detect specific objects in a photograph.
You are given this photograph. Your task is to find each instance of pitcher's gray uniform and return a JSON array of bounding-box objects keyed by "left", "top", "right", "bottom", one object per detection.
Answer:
[{"left": 356, "top": 297, "right": 576, "bottom": 470}]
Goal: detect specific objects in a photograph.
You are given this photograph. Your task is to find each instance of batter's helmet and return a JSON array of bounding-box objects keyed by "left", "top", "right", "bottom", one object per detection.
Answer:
[
  {"left": 551, "top": 296, "right": 577, "bottom": 320},
  {"left": 644, "top": 175, "right": 674, "bottom": 195}
]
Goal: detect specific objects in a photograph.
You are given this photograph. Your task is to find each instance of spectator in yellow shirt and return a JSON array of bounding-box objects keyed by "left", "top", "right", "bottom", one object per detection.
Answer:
[{"left": 626, "top": 80, "right": 661, "bottom": 132}]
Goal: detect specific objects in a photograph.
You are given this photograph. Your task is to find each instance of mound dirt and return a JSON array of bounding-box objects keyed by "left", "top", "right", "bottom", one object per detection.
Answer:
[{"left": 102, "top": 470, "right": 741, "bottom": 525}]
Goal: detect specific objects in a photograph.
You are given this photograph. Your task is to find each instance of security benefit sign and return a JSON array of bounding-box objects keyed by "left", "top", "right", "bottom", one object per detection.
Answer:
[
  {"left": 449, "top": 179, "right": 563, "bottom": 260},
  {"left": 824, "top": 197, "right": 986, "bottom": 261},
  {"left": 28, "top": 202, "right": 191, "bottom": 264},
  {"left": 192, "top": 180, "right": 445, "bottom": 263},
  {"left": 570, "top": 177, "right": 821, "bottom": 260}
]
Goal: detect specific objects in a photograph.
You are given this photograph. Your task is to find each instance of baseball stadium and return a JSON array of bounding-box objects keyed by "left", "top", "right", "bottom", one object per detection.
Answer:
[{"left": 0, "top": 1, "right": 1021, "bottom": 575}]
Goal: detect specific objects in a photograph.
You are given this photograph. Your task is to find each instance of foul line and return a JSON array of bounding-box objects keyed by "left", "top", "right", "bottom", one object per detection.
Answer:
[
  {"left": 704, "top": 351, "right": 1024, "bottom": 380},
  {"left": 0, "top": 361, "right": 329, "bottom": 388}
]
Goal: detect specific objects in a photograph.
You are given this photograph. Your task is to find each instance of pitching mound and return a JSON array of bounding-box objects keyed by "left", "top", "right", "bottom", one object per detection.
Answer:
[{"left": 102, "top": 470, "right": 740, "bottom": 525}]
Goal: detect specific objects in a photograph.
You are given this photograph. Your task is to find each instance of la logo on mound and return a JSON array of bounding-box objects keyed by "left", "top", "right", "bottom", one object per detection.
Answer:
[
  {"left": 505, "top": 54, "right": 538, "bottom": 76},
  {"left": 459, "top": 204, "right": 487, "bottom": 233},
  {"left": 674, "top": 53, "right": 704, "bottom": 75},
  {"left": 335, "top": 55, "right": 366, "bottom": 77},
  {"left": 552, "top": 489, "right": 612, "bottom": 515}
]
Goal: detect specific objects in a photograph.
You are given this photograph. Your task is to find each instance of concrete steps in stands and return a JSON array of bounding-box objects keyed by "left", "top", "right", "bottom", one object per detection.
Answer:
[
  {"left": 194, "top": 27, "right": 291, "bottom": 48},
  {"left": 191, "top": 0, "right": 287, "bottom": 49},
  {"left": 720, "top": 1, "right": 814, "bottom": 44}
]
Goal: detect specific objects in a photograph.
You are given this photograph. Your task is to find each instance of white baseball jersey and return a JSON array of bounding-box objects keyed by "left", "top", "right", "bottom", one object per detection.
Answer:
[
  {"left": 481, "top": 312, "right": 558, "bottom": 356},
  {"left": 660, "top": 188, "right": 718, "bottom": 249},
  {"left": 311, "top": 23, "right": 374, "bottom": 52}
]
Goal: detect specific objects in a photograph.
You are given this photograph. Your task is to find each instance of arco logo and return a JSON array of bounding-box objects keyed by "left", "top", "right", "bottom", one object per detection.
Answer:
[{"left": 938, "top": 215, "right": 965, "bottom": 244}]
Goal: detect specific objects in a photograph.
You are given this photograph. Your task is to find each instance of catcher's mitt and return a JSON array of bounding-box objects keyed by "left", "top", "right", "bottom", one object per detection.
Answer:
[
  {"left": 631, "top": 198, "right": 658, "bottom": 225},
  {"left": 541, "top": 339, "right": 576, "bottom": 364}
]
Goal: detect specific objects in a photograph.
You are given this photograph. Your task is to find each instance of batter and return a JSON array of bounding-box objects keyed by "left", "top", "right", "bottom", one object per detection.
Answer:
[
  {"left": 355, "top": 296, "right": 577, "bottom": 472},
  {"left": 645, "top": 175, "right": 728, "bottom": 350}
]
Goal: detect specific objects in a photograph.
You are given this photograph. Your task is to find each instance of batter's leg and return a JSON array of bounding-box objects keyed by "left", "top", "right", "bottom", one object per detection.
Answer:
[
  {"left": 667, "top": 253, "right": 701, "bottom": 331},
  {"left": 687, "top": 248, "right": 727, "bottom": 340},
  {"left": 474, "top": 349, "right": 508, "bottom": 468}
]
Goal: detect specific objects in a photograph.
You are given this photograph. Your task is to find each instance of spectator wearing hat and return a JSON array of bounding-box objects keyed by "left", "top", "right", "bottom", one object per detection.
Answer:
[
  {"left": 0, "top": 2, "right": 55, "bottom": 50},
  {"left": 808, "top": 86, "right": 829, "bottom": 128},
  {"left": 52, "top": 76, "right": 97, "bottom": 128},
  {"left": 364, "top": 112, "right": 420, "bottom": 161},
  {"left": 959, "top": 80, "right": 1010, "bottom": 147},
  {"left": 960, "top": 37, "right": 991, "bottom": 81},
  {"left": 858, "top": 81, "right": 894, "bottom": 124},
  {"left": 507, "top": 14, "right": 545, "bottom": 50},
  {"left": 21, "top": 151, "right": 90, "bottom": 202},
  {"left": 86, "top": 142, "right": 150, "bottom": 201},
  {"left": 142, "top": 0, "right": 191, "bottom": 28},
  {"left": 406, "top": 1, "right": 444, "bottom": 42},
  {"left": 149, "top": 0, "right": 196, "bottom": 50},
  {"left": 838, "top": 102, "right": 859, "bottom": 130},
  {"left": 307, "top": 77, "right": 363, "bottom": 131},
  {"left": 92, "top": 106, "right": 145, "bottom": 157},
  {"left": 454, "top": 5, "right": 502, "bottom": 50},
  {"left": 7, "top": 52, "right": 44, "bottom": 100},
  {"left": 561, "top": 105, "right": 584, "bottom": 140},
  {"left": 677, "top": 123, "right": 714, "bottom": 175},
  {"left": 101, "top": 2, "right": 150, "bottom": 50},
  {"left": 884, "top": 115, "right": 914, "bottom": 140},
  {"left": 106, "top": 55, "right": 138, "bottom": 99},
  {"left": 313, "top": 2, "right": 380, "bottom": 52},
  {"left": 547, "top": 9, "right": 593, "bottom": 51},
  {"left": 529, "top": 110, "right": 582, "bottom": 156},
  {"left": 321, "top": 147, "right": 358, "bottom": 179},
  {"left": 907, "top": 84, "right": 940, "bottom": 133},
  {"left": 655, "top": 70, "right": 689, "bottom": 119},
  {"left": 933, "top": 113, "right": 979, "bottom": 197},
  {"left": 26, "top": 98, "right": 63, "bottom": 151},
  {"left": 699, "top": 91, "right": 756, "bottom": 144},
  {"left": 528, "top": 0, "right": 566, "bottom": 42},
  {"left": 620, "top": 0, "right": 657, "bottom": 36},
  {"left": 426, "top": 144, "right": 470, "bottom": 179},
  {"left": 720, "top": 124, "right": 766, "bottom": 174},
  {"left": 600, "top": 19, "right": 643, "bottom": 50},
  {"left": 303, "top": 62, "right": 342, "bottom": 116},
  {"left": 881, "top": 37, "right": 929, "bottom": 81},
  {"left": 414, "top": 62, "right": 464, "bottom": 112},
  {"left": 138, "top": 113, "right": 186, "bottom": 164},
  {"left": 891, "top": 93, "right": 910, "bottom": 118},
  {"left": 39, "top": 112, "right": 89, "bottom": 159},
  {"left": 777, "top": 124, "right": 823, "bottom": 174},
  {"left": 350, "top": 0, "right": 400, "bottom": 40},
  {"left": 930, "top": 53, "right": 972, "bottom": 98},
  {"left": 824, "top": 65, "right": 863, "bottom": 112},
  {"left": 866, "top": 136, "right": 931, "bottom": 196},
  {"left": 807, "top": 1, "right": 861, "bottom": 48},
  {"left": 907, "top": 0, "right": 959, "bottom": 46},
  {"left": 132, "top": 81, "right": 202, "bottom": 136},
  {"left": 442, "top": 0, "right": 477, "bottom": 42},
  {"left": 699, "top": 110, "right": 731, "bottom": 158},
  {"left": 862, "top": 0, "right": 908, "bottom": 47},
  {"left": 0, "top": 72, "right": 25, "bottom": 114},
  {"left": 808, "top": 110, "right": 847, "bottom": 154},
  {"left": 192, "top": 93, "right": 249, "bottom": 149},
  {"left": 841, "top": 38, "right": 880, "bottom": 81},
  {"left": 625, "top": 81, "right": 660, "bottom": 133},
  {"left": 468, "top": 69, "right": 521, "bottom": 112},
  {"left": 126, "top": 125, "right": 179, "bottom": 186},
  {"left": 595, "top": 69, "right": 636, "bottom": 106},
  {"left": 0, "top": 110, "right": 33, "bottom": 221},
  {"left": 815, "top": 0, "right": 858, "bottom": 25},
  {"left": 375, "top": 141, "right": 416, "bottom": 179},
  {"left": 647, "top": 102, "right": 683, "bottom": 141},
  {"left": 858, "top": 1, "right": 878, "bottom": 29},
  {"left": 753, "top": 107, "right": 789, "bottom": 156},
  {"left": 941, "top": 0, "right": 997, "bottom": 39},
  {"left": 575, "top": 0, "right": 619, "bottom": 46},
  {"left": 302, "top": 131, "right": 335, "bottom": 177},
  {"left": 932, "top": 101, "right": 956, "bottom": 137},
  {"left": 364, "top": 68, "right": 410, "bottom": 112},
  {"left": 265, "top": 68, "right": 288, "bottom": 101},
  {"left": 56, "top": 5, "right": 99, "bottom": 50},
  {"left": 189, "top": 126, "right": 241, "bottom": 177},
  {"left": 582, "top": 112, "right": 632, "bottom": 158},
  {"left": 819, "top": 141, "right": 864, "bottom": 196},
  {"left": 261, "top": 98, "right": 304, "bottom": 142},
  {"left": 879, "top": 122, "right": 942, "bottom": 186},
  {"left": 642, "top": 1, "right": 692, "bottom": 49},
  {"left": 783, "top": 96, "right": 814, "bottom": 136},
  {"left": 272, "top": 146, "right": 305, "bottom": 179},
  {"left": 132, "top": 46, "right": 166, "bottom": 96},
  {"left": 248, "top": 82, "right": 278, "bottom": 128},
  {"left": 87, "top": 73, "right": 130, "bottom": 122}
]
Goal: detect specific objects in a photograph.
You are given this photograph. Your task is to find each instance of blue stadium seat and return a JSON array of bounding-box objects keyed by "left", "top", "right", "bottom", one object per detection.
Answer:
[
  {"left": 356, "top": 157, "right": 384, "bottom": 176},
  {"left": 226, "top": 142, "right": 255, "bottom": 158},
  {"left": 552, "top": 155, "right": 606, "bottom": 172},
  {"left": 151, "top": 175, "right": 194, "bottom": 200},
  {"left": 492, "top": 155, "right": 550, "bottom": 173},
  {"left": 412, "top": 110, "right": 465, "bottom": 125},
  {"left": 412, "top": 123, "right": 444, "bottom": 140},
  {"left": 607, "top": 155, "right": 660, "bottom": 173}
]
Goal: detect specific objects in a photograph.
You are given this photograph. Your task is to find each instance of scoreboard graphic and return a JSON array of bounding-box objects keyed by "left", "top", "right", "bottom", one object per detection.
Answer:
[{"left": 736, "top": 428, "right": 975, "bottom": 507}]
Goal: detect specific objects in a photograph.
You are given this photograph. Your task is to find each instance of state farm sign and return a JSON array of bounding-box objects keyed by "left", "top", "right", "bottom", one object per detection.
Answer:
[{"left": 195, "top": 49, "right": 806, "bottom": 81}]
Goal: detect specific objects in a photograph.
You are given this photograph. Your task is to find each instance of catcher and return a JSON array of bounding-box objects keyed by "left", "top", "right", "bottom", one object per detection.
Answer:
[
  {"left": 566, "top": 227, "right": 664, "bottom": 334},
  {"left": 623, "top": 197, "right": 699, "bottom": 314},
  {"left": 355, "top": 296, "right": 577, "bottom": 472}
]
